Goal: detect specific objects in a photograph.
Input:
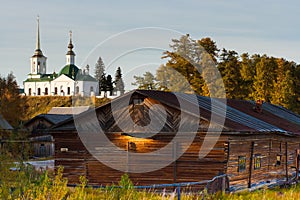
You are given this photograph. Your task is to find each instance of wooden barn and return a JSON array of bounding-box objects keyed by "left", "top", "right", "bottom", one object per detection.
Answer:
[
  {"left": 49, "top": 90, "right": 300, "bottom": 191},
  {"left": 25, "top": 107, "right": 90, "bottom": 158},
  {"left": 25, "top": 114, "right": 72, "bottom": 157},
  {"left": 0, "top": 114, "right": 13, "bottom": 144}
]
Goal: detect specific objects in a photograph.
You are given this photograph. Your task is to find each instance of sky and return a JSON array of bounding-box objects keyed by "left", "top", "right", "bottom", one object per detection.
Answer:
[{"left": 0, "top": 0, "right": 300, "bottom": 90}]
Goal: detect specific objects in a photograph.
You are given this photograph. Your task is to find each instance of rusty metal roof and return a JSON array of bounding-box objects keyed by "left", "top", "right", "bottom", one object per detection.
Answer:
[
  {"left": 226, "top": 99, "right": 300, "bottom": 134},
  {"left": 135, "top": 90, "right": 300, "bottom": 134}
]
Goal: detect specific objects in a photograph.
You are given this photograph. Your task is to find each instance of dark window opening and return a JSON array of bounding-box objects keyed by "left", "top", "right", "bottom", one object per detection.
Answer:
[
  {"left": 54, "top": 87, "right": 58, "bottom": 95},
  {"left": 254, "top": 154, "right": 262, "bottom": 170},
  {"left": 37, "top": 88, "right": 41, "bottom": 95},
  {"left": 133, "top": 98, "right": 143, "bottom": 105},
  {"left": 276, "top": 155, "right": 282, "bottom": 166},
  {"left": 28, "top": 88, "right": 32, "bottom": 95},
  {"left": 238, "top": 156, "right": 246, "bottom": 172},
  {"left": 67, "top": 87, "right": 70, "bottom": 95},
  {"left": 45, "top": 87, "right": 48, "bottom": 95}
]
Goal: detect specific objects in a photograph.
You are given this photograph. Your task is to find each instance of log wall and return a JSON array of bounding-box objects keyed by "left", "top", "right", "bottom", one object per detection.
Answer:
[
  {"left": 226, "top": 134, "right": 300, "bottom": 189},
  {"left": 52, "top": 131, "right": 227, "bottom": 186}
]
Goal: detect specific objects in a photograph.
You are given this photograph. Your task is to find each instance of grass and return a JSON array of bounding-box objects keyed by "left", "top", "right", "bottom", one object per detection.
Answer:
[
  {"left": 2, "top": 165, "right": 300, "bottom": 200},
  {"left": 1, "top": 141, "right": 300, "bottom": 200}
]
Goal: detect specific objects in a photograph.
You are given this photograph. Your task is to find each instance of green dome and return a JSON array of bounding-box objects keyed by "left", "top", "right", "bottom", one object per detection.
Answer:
[{"left": 58, "top": 64, "right": 79, "bottom": 79}]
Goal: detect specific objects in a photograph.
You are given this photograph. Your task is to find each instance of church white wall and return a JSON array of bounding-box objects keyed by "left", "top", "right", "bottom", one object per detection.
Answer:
[
  {"left": 51, "top": 75, "right": 75, "bottom": 96},
  {"left": 24, "top": 77, "right": 99, "bottom": 97},
  {"left": 76, "top": 81, "right": 98, "bottom": 96},
  {"left": 24, "top": 81, "right": 51, "bottom": 96}
]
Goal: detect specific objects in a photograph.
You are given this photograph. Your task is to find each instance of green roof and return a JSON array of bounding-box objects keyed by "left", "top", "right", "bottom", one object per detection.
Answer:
[
  {"left": 24, "top": 74, "right": 56, "bottom": 82},
  {"left": 76, "top": 74, "right": 97, "bottom": 81},
  {"left": 59, "top": 64, "right": 79, "bottom": 79}
]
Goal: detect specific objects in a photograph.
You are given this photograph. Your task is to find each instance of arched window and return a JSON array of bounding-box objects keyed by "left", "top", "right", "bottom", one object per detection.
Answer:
[
  {"left": 45, "top": 87, "right": 48, "bottom": 95},
  {"left": 28, "top": 88, "right": 32, "bottom": 95},
  {"left": 54, "top": 87, "right": 58, "bottom": 95},
  {"left": 37, "top": 88, "right": 41, "bottom": 95}
]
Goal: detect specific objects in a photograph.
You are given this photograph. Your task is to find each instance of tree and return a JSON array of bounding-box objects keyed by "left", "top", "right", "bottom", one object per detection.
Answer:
[
  {"left": 156, "top": 64, "right": 192, "bottom": 93},
  {"left": 94, "top": 57, "right": 106, "bottom": 93},
  {"left": 106, "top": 75, "right": 114, "bottom": 95},
  {"left": 197, "top": 37, "right": 219, "bottom": 63},
  {"left": 162, "top": 34, "right": 205, "bottom": 95},
  {"left": 239, "top": 53, "right": 254, "bottom": 99},
  {"left": 217, "top": 49, "right": 242, "bottom": 99},
  {"left": 114, "top": 67, "right": 125, "bottom": 95},
  {"left": 132, "top": 71, "right": 157, "bottom": 90},
  {"left": 99, "top": 73, "right": 107, "bottom": 93},
  {"left": 292, "top": 65, "right": 300, "bottom": 113},
  {"left": 271, "top": 58, "right": 294, "bottom": 109},
  {"left": 250, "top": 55, "right": 277, "bottom": 102},
  {"left": 0, "top": 72, "right": 22, "bottom": 127}
]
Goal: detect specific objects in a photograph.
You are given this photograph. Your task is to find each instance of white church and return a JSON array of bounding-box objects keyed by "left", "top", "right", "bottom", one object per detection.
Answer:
[{"left": 24, "top": 17, "right": 99, "bottom": 97}]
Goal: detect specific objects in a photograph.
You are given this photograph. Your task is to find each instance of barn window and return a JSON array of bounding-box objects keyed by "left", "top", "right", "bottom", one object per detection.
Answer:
[
  {"left": 133, "top": 98, "right": 143, "bottom": 105},
  {"left": 238, "top": 156, "right": 246, "bottom": 172},
  {"left": 254, "top": 154, "right": 262, "bottom": 170},
  {"left": 276, "top": 155, "right": 282, "bottom": 166}
]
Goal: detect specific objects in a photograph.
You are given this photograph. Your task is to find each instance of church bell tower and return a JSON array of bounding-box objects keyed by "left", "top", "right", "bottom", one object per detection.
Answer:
[
  {"left": 66, "top": 31, "right": 75, "bottom": 65},
  {"left": 30, "top": 16, "right": 47, "bottom": 75}
]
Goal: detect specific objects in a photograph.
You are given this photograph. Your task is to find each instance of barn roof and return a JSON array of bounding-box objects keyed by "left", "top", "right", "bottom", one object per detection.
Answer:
[
  {"left": 226, "top": 99, "right": 300, "bottom": 134},
  {"left": 51, "top": 90, "right": 300, "bottom": 135},
  {"left": 48, "top": 106, "right": 90, "bottom": 115},
  {"left": 24, "top": 114, "right": 73, "bottom": 127},
  {"left": 0, "top": 115, "right": 13, "bottom": 130}
]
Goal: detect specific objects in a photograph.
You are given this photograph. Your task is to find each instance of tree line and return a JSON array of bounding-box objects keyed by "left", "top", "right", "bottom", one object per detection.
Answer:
[
  {"left": 132, "top": 35, "right": 300, "bottom": 113},
  {"left": 94, "top": 57, "right": 125, "bottom": 96}
]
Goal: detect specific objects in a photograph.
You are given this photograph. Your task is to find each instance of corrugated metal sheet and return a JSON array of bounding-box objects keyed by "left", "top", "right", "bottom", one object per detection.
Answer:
[
  {"left": 136, "top": 90, "right": 297, "bottom": 133},
  {"left": 227, "top": 99, "right": 300, "bottom": 134},
  {"left": 261, "top": 102, "right": 300, "bottom": 126}
]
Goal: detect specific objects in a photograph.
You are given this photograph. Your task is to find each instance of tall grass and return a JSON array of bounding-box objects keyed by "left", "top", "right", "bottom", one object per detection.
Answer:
[{"left": 1, "top": 157, "right": 300, "bottom": 199}]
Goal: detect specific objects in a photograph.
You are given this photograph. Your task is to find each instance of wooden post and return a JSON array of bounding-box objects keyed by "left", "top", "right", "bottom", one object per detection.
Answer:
[
  {"left": 127, "top": 142, "right": 130, "bottom": 172},
  {"left": 268, "top": 139, "right": 272, "bottom": 171},
  {"left": 296, "top": 149, "right": 299, "bottom": 181},
  {"left": 248, "top": 141, "right": 254, "bottom": 188},
  {"left": 173, "top": 141, "right": 177, "bottom": 183},
  {"left": 285, "top": 142, "right": 288, "bottom": 182},
  {"left": 226, "top": 142, "right": 230, "bottom": 165}
]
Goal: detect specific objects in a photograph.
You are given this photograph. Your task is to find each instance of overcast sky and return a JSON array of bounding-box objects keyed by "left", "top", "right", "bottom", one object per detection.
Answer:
[{"left": 0, "top": 0, "right": 299, "bottom": 90}]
